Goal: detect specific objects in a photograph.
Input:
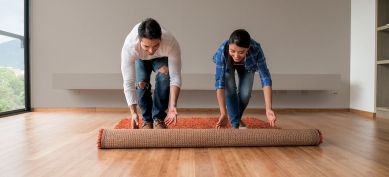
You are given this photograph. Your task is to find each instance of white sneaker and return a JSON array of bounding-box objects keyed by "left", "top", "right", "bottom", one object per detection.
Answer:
[{"left": 239, "top": 121, "right": 248, "bottom": 129}]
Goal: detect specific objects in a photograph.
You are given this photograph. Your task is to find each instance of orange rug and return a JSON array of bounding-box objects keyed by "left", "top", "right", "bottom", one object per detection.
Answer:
[{"left": 114, "top": 117, "right": 273, "bottom": 129}]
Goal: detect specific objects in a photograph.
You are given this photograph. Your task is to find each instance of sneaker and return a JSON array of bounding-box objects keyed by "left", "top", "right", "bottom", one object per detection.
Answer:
[
  {"left": 154, "top": 119, "right": 168, "bottom": 129},
  {"left": 239, "top": 121, "right": 248, "bottom": 129},
  {"left": 142, "top": 122, "right": 153, "bottom": 129}
]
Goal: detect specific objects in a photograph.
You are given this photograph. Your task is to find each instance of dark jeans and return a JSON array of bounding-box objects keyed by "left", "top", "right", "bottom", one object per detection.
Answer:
[
  {"left": 225, "top": 66, "right": 254, "bottom": 128},
  {"left": 135, "top": 57, "right": 170, "bottom": 123}
]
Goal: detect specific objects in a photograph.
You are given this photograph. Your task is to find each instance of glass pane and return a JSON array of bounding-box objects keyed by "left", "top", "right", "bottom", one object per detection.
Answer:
[
  {"left": 0, "top": 35, "right": 25, "bottom": 112},
  {"left": 0, "top": 0, "right": 24, "bottom": 35},
  {"left": 0, "top": 0, "right": 25, "bottom": 113}
]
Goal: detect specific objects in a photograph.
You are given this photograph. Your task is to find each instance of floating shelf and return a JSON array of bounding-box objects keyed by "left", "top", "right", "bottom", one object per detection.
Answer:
[{"left": 52, "top": 73, "right": 342, "bottom": 91}]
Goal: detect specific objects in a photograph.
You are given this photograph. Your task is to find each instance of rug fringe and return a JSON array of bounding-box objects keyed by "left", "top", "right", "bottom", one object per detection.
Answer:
[
  {"left": 317, "top": 129, "right": 323, "bottom": 144},
  {"left": 97, "top": 128, "right": 104, "bottom": 149}
]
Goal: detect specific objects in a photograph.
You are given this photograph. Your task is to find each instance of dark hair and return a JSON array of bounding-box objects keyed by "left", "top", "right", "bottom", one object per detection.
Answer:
[
  {"left": 228, "top": 29, "right": 251, "bottom": 48},
  {"left": 138, "top": 18, "right": 162, "bottom": 40},
  {"left": 226, "top": 29, "right": 251, "bottom": 69}
]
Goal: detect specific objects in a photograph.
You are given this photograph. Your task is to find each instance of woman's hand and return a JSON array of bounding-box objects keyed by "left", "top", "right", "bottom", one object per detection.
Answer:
[
  {"left": 216, "top": 114, "right": 228, "bottom": 129},
  {"left": 266, "top": 109, "right": 276, "bottom": 127}
]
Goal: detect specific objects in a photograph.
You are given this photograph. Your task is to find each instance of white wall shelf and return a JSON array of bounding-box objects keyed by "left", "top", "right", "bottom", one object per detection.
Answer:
[{"left": 52, "top": 73, "right": 342, "bottom": 91}]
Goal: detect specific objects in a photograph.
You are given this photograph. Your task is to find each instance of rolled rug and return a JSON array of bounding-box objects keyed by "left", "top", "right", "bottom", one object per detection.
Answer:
[{"left": 98, "top": 129, "right": 322, "bottom": 149}]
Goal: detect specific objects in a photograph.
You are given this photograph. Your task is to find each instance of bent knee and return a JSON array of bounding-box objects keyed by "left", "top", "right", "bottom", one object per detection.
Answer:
[
  {"left": 240, "top": 92, "right": 252, "bottom": 102},
  {"left": 158, "top": 66, "right": 169, "bottom": 74},
  {"left": 137, "top": 81, "right": 149, "bottom": 89}
]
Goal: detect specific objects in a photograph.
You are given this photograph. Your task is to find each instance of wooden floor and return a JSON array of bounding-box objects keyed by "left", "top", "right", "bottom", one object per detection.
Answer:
[{"left": 1, "top": 111, "right": 389, "bottom": 177}]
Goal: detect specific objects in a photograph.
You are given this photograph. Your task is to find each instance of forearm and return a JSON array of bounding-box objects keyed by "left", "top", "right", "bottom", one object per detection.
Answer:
[
  {"left": 121, "top": 51, "right": 137, "bottom": 106},
  {"left": 216, "top": 89, "right": 227, "bottom": 115},
  {"left": 263, "top": 86, "right": 273, "bottom": 110},
  {"left": 169, "top": 85, "right": 180, "bottom": 107}
]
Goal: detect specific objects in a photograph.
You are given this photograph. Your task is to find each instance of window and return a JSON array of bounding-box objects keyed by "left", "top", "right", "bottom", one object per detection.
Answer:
[{"left": 0, "top": 0, "right": 30, "bottom": 116}]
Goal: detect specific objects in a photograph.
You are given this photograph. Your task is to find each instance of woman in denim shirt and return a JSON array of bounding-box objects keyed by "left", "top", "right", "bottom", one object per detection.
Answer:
[{"left": 213, "top": 29, "right": 276, "bottom": 129}]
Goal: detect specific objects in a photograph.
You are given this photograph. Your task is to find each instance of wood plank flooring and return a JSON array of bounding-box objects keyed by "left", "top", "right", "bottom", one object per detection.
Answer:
[{"left": 0, "top": 111, "right": 389, "bottom": 177}]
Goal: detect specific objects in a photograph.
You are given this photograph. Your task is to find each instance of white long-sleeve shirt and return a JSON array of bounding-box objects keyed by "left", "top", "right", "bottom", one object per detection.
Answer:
[{"left": 121, "top": 23, "right": 182, "bottom": 106}]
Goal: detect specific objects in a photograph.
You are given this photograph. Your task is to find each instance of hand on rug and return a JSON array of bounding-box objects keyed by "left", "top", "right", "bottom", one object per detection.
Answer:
[
  {"left": 165, "top": 107, "right": 178, "bottom": 127},
  {"left": 266, "top": 109, "right": 276, "bottom": 128},
  {"left": 216, "top": 114, "right": 228, "bottom": 129},
  {"left": 131, "top": 113, "right": 139, "bottom": 129}
]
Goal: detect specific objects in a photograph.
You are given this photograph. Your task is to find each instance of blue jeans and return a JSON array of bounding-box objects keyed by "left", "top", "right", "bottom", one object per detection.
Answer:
[
  {"left": 135, "top": 57, "right": 170, "bottom": 123},
  {"left": 225, "top": 66, "right": 254, "bottom": 128}
]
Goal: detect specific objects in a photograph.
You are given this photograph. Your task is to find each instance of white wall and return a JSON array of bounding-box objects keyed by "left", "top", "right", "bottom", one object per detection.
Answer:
[
  {"left": 30, "top": 0, "right": 351, "bottom": 109},
  {"left": 350, "top": 0, "right": 376, "bottom": 112}
]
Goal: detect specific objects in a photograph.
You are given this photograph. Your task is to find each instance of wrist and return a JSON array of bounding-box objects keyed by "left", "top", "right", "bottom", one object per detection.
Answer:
[
  {"left": 129, "top": 104, "right": 138, "bottom": 114},
  {"left": 168, "top": 107, "right": 176, "bottom": 112}
]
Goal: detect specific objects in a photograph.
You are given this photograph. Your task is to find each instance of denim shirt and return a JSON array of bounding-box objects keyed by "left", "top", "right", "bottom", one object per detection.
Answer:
[{"left": 213, "top": 39, "right": 272, "bottom": 89}]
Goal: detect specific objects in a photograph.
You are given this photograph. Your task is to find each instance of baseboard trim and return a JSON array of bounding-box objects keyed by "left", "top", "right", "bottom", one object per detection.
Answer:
[
  {"left": 350, "top": 109, "right": 376, "bottom": 119},
  {"left": 32, "top": 108, "right": 129, "bottom": 112},
  {"left": 33, "top": 107, "right": 350, "bottom": 113}
]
